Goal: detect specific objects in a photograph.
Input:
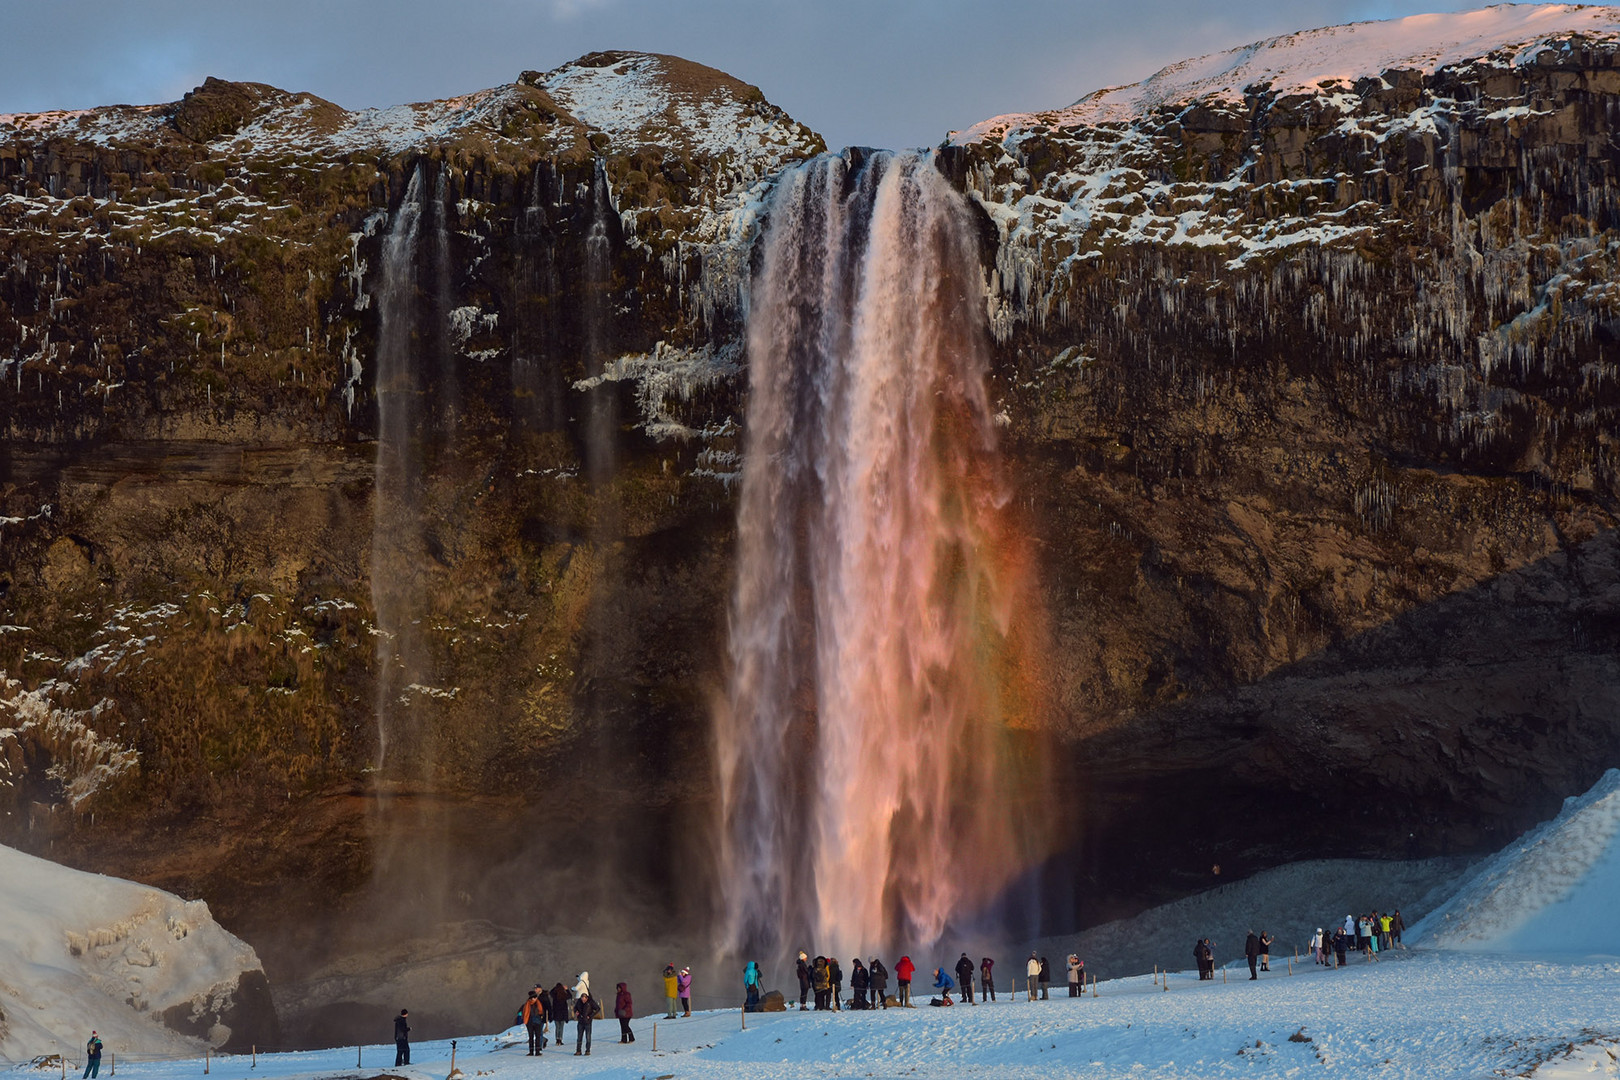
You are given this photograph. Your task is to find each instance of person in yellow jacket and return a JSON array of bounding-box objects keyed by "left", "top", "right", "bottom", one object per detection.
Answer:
[{"left": 662, "top": 963, "right": 679, "bottom": 1018}]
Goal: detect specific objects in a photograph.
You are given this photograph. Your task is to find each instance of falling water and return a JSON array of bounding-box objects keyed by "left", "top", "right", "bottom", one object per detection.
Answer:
[
  {"left": 717, "top": 151, "right": 1049, "bottom": 963},
  {"left": 371, "top": 164, "right": 427, "bottom": 773},
  {"left": 583, "top": 158, "right": 617, "bottom": 486}
]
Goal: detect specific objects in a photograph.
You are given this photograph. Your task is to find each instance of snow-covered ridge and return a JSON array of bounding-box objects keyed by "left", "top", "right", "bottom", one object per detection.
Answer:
[
  {"left": 0, "top": 51, "right": 820, "bottom": 168},
  {"left": 1412, "top": 768, "right": 1620, "bottom": 955},
  {"left": 0, "top": 845, "right": 270, "bottom": 1060},
  {"left": 957, "top": 3, "right": 1620, "bottom": 143}
]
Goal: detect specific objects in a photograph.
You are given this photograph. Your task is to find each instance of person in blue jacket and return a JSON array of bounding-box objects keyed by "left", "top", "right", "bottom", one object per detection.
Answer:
[
  {"left": 930, "top": 967, "right": 955, "bottom": 1005},
  {"left": 743, "top": 961, "right": 762, "bottom": 1012}
]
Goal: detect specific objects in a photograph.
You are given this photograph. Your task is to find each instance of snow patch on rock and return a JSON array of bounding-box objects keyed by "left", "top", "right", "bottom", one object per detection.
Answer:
[{"left": 0, "top": 845, "right": 267, "bottom": 1060}]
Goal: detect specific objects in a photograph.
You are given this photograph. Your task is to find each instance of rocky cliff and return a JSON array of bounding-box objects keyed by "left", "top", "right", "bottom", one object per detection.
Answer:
[{"left": 2, "top": 6, "right": 1619, "bottom": 1017}]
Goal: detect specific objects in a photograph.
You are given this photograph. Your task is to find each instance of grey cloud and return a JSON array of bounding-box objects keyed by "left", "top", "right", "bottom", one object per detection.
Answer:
[{"left": 4, "top": 0, "right": 1478, "bottom": 150}]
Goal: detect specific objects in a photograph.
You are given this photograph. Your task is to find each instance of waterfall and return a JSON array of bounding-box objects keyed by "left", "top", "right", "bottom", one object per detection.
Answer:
[
  {"left": 583, "top": 158, "right": 617, "bottom": 486},
  {"left": 371, "top": 164, "right": 426, "bottom": 772},
  {"left": 717, "top": 151, "right": 1050, "bottom": 963}
]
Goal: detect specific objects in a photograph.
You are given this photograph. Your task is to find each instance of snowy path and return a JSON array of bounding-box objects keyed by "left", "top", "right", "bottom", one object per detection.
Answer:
[{"left": 90, "top": 949, "right": 1618, "bottom": 1080}]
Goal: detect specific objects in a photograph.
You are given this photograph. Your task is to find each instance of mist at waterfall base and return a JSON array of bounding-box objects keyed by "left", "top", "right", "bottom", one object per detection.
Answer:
[{"left": 716, "top": 150, "right": 1058, "bottom": 969}]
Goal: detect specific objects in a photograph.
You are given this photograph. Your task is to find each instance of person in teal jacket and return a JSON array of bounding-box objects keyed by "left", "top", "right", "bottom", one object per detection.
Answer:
[{"left": 743, "top": 961, "right": 762, "bottom": 1012}]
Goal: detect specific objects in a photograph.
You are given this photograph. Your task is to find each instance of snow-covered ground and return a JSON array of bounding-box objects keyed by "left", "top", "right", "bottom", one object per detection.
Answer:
[
  {"left": 0, "top": 845, "right": 268, "bottom": 1062},
  {"left": 36, "top": 948, "right": 1615, "bottom": 1079},
  {"left": 11, "top": 767, "right": 1619, "bottom": 1077}
]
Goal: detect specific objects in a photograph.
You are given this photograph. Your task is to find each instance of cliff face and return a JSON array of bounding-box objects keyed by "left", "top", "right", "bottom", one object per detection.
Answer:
[
  {"left": 2, "top": 8, "right": 1619, "bottom": 987},
  {"left": 949, "top": 7, "right": 1620, "bottom": 913},
  {"left": 0, "top": 52, "right": 820, "bottom": 966}
]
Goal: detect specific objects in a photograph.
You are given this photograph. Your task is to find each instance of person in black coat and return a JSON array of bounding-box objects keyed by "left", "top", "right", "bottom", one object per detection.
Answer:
[
  {"left": 830, "top": 957, "right": 844, "bottom": 1011},
  {"left": 394, "top": 1010, "right": 411, "bottom": 1066},
  {"left": 1244, "top": 931, "right": 1260, "bottom": 980},
  {"left": 574, "top": 992, "right": 594, "bottom": 1056},
  {"left": 980, "top": 957, "right": 996, "bottom": 1001},
  {"left": 850, "top": 959, "right": 870, "bottom": 1010},
  {"left": 550, "top": 983, "right": 570, "bottom": 1045},
  {"left": 1038, "top": 956, "right": 1051, "bottom": 999},
  {"left": 954, "top": 953, "right": 976, "bottom": 1004},
  {"left": 869, "top": 958, "right": 889, "bottom": 1009},
  {"left": 796, "top": 952, "right": 811, "bottom": 1011}
]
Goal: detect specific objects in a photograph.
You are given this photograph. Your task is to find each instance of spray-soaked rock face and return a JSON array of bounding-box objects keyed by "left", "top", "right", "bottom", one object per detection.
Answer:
[{"left": 2, "top": 10, "right": 1620, "bottom": 1034}]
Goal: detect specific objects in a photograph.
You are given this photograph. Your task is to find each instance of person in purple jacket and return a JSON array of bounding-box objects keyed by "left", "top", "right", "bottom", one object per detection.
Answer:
[{"left": 677, "top": 967, "right": 693, "bottom": 1017}]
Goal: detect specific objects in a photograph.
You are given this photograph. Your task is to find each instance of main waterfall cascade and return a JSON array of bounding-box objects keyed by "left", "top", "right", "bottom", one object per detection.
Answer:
[{"left": 718, "top": 150, "right": 1051, "bottom": 964}]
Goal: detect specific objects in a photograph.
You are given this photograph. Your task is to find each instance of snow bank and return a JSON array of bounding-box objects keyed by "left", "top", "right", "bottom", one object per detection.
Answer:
[
  {"left": 958, "top": 3, "right": 1620, "bottom": 142},
  {"left": 1411, "top": 768, "right": 1620, "bottom": 955},
  {"left": 0, "top": 845, "right": 271, "bottom": 1062}
]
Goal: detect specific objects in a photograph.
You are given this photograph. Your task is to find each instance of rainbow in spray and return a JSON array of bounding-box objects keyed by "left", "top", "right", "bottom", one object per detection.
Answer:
[{"left": 717, "top": 150, "right": 1050, "bottom": 963}]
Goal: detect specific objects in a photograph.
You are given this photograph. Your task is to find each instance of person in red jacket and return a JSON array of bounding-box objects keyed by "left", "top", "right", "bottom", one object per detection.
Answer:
[
  {"left": 614, "top": 982, "right": 635, "bottom": 1043},
  {"left": 895, "top": 956, "right": 916, "bottom": 1007}
]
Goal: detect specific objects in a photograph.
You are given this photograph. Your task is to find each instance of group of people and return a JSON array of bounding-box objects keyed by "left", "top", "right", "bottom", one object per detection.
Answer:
[
  {"left": 512, "top": 970, "right": 637, "bottom": 1058},
  {"left": 781, "top": 951, "right": 1087, "bottom": 1010},
  {"left": 1310, "top": 910, "right": 1405, "bottom": 967}
]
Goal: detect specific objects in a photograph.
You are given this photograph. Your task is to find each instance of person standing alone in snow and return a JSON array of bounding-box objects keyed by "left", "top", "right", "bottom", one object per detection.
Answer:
[
  {"left": 394, "top": 1009, "right": 411, "bottom": 1067},
  {"left": 1245, "top": 931, "right": 1260, "bottom": 979},
  {"left": 614, "top": 981, "right": 635, "bottom": 1043},
  {"left": 895, "top": 955, "right": 915, "bottom": 1007},
  {"left": 83, "top": 1033, "right": 103, "bottom": 1079}
]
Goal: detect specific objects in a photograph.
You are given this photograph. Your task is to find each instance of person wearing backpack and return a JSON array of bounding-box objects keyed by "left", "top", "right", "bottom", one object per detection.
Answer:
[
  {"left": 83, "top": 1033, "right": 103, "bottom": 1079},
  {"left": 614, "top": 981, "right": 635, "bottom": 1043},
  {"left": 979, "top": 957, "right": 996, "bottom": 1001},
  {"left": 850, "top": 958, "right": 870, "bottom": 1009}
]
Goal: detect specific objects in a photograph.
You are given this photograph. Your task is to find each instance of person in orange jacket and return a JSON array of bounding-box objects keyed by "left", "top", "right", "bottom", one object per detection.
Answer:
[{"left": 521, "top": 989, "right": 548, "bottom": 1055}]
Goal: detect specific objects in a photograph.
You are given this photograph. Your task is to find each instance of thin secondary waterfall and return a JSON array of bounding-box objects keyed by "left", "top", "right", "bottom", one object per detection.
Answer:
[
  {"left": 371, "top": 164, "right": 426, "bottom": 772},
  {"left": 718, "top": 150, "right": 1049, "bottom": 963}
]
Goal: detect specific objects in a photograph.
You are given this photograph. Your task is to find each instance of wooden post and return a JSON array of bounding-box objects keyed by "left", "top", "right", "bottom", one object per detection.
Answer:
[
  {"left": 741, "top": 1006, "right": 746, "bottom": 1030},
  {"left": 1091, "top": 975, "right": 1098, "bottom": 998},
  {"left": 1222, "top": 967, "right": 1227, "bottom": 984},
  {"left": 1288, "top": 959, "right": 1293, "bottom": 976},
  {"left": 204, "top": 1049, "right": 211, "bottom": 1075},
  {"left": 652, "top": 1022, "right": 657, "bottom": 1052},
  {"left": 357, "top": 1046, "right": 362, "bottom": 1068},
  {"left": 1153, "top": 965, "right": 1158, "bottom": 985},
  {"left": 61, "top": 1054, "right": 66, "bottom": 1080},
  {"left": 110, "top": 1052, "right": 115, "bottom": 1077},
  {"left": 251, "top": 1046, "right": 256, "bottom": 1069},
  {"left": 449, "top": 1040, "right": 457, "bottom": 1077}
]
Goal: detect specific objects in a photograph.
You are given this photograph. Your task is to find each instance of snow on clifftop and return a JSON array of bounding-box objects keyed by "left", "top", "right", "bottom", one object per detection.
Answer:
[
  {"left": 1412, "top": 768, "right": 1620, "bottom": 955},
  {"left": 0, "top": 50, "right": 821, "bottom": 169},
  {"left": 957, "top": 3, "right": 1620, "bottom": 143},
  {"left": 0, "top": 845, "right": 267, "bottom": 1061}
]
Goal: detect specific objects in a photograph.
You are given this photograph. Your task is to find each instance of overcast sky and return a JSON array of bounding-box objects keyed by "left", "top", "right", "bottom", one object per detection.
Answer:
[{"left": 3, "top": 0, "right": 1479, "bottom": 150}]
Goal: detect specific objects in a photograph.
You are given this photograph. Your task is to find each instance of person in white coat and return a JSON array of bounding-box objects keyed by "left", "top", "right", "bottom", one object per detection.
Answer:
[{"left": 1025, "top": 953, "right": 1040, "bottom": 1000}]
